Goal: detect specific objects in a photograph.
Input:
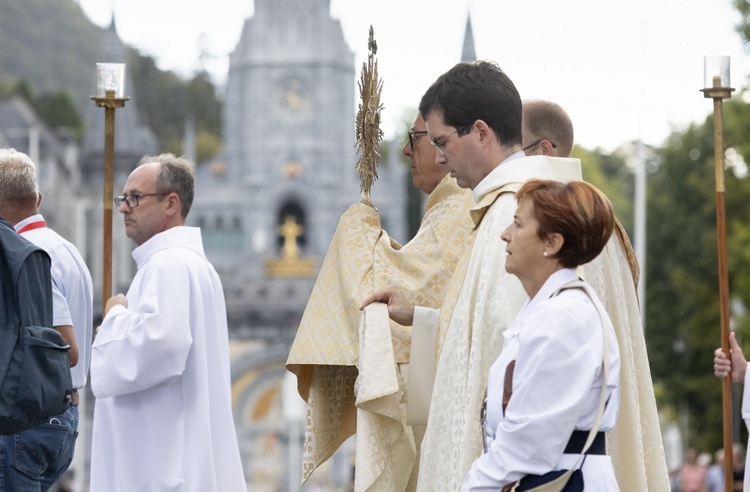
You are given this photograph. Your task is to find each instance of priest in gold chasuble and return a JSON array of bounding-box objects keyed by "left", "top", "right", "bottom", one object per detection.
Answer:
[{"left": 286, "top": 108, "right": 475, "bottom": 491}]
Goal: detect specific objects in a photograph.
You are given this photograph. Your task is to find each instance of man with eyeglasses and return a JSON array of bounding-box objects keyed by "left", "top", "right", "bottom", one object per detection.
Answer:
[
  {"left": 362, "top": 62, "right": 668, "bottom": 491},
  {"left": 287, "top": 110, "right": 476, "bottom": 489},
  {"left": 89, "top": 154, "right": 245, "bottom": 491},
  {"left": 0, "top": 148, "right": 91, "bottom": 491}
]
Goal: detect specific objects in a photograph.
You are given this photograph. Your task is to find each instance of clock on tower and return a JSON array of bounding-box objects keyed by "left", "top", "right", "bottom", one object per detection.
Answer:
[{"left": 277, "top": 77, "right": 308, "bottom": 113}]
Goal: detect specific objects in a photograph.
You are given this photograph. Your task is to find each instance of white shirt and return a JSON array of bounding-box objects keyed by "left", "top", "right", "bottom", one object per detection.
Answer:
[
  {"left": 90, "top": 226, "right": 245, "bottom": 491},
  {"left": 413, "top": 155, "right": 585, "bottom": 490},
  {"left": 461, "top": 268, "right": 621, "bottom": 491},
  {"left": 17, "top": 214, "right": 93, "bottom": 389}
]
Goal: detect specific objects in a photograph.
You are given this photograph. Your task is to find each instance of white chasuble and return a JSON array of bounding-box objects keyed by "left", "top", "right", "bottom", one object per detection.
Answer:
[
  {"left": 583, "top": 227, "right": 670, "bottom": 491},
  {"left": 286, "top": 175, "right": 474, "bottom": 491},
  {"left": 414, "top": 155, "right": 669, "bottom": 492}
]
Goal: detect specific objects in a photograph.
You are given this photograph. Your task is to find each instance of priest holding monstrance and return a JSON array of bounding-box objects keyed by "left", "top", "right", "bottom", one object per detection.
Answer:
[
  {"left": 287, "top": 32, "right": 668, "bottom": 492},
  {"left": 286, "top": 27, "right": 475, "bottom": 490}
]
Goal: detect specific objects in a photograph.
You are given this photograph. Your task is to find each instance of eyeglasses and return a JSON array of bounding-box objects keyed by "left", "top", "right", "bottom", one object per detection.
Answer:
[
  {"left": 408, "top": 130, "right": 428, "bottom": 148},
  {"left": 431, "top": 125, "right": 467, "bottom": 155},
  {"left": 114, "top": 193, "right": 170, "bottom": 209},
  {"left": 522, "top": 139, "right": 558, "bottom": 152}
]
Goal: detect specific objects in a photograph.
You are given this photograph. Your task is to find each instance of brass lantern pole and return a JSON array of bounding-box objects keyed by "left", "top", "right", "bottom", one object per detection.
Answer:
[
  {"left": 91, "top": 63, "right": 129, "bottom": 317},
  {"left": 700, "top": 55, "right": 734, "bottom": 492}
]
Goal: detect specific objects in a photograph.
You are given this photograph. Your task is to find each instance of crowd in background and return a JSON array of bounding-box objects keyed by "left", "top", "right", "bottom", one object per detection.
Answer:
[{"left": 671, "top": 445, "right": 745, "bottom": 492}]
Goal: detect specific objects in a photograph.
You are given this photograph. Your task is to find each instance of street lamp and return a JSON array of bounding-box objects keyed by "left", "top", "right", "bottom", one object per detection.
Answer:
[
  {"left": 91, "top": 63, "right": 129, "bottom": 316},
  {"left": 701, "top": 55, "right": 734, "bottom": 492}
]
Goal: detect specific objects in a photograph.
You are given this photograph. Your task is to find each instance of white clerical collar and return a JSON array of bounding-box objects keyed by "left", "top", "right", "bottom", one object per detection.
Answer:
[
  {"left": 473, "top": 154, "right": 583, "bottom": 203},
  {"left": 132, "top": 226, "right": 204, "bottom": 268}
]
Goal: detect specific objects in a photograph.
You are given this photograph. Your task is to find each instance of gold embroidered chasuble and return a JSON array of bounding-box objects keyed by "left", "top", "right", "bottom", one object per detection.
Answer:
[
  {"left": 412, "top": 155, "right": 669, "bottom": 491},
  {"left": 286, "top": 175, "right": 474, "bottom": 490}
]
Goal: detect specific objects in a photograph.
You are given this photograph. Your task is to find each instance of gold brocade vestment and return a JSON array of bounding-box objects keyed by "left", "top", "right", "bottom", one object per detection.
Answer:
[
  {"left": 412, "top": 156, "right": 669, "bottom": 491},
  {"left": 286, "top": 175, "right": 474, "bottom": 491}
]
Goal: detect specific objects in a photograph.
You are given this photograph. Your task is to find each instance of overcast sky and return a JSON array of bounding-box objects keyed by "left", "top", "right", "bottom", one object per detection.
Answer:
[{"left": 78, "top": 0, "right": 750, "bottom": 152}]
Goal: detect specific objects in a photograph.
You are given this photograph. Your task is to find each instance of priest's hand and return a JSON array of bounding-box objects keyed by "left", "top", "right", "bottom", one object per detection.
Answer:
[
  {"left": 714, "top": 332, "right": 747, "bottom": 383},
  {"left": 104, "top": 294, "right": 128, "bottom": 318},
  {"left": 360, "top": 289, "right": 414, "bottom": 326}
]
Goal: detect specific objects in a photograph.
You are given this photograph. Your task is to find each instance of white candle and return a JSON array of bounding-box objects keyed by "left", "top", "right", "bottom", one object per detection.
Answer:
[
  {"left": 96, "top": 63, "right": 126, "bottom": 97},
  {"left": 704, "top": 56, "right": 730, "bottom": 89}
]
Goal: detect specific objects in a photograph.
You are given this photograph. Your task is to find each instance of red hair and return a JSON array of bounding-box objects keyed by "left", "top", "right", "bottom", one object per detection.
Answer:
[{"left": 516, "top": 179, "right": 614, "bottom": 268}]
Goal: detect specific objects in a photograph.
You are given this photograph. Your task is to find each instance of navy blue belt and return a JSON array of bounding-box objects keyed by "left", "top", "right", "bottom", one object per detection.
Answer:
[{"left": 564, "top": 431, "right": 606, "bottom": 455}]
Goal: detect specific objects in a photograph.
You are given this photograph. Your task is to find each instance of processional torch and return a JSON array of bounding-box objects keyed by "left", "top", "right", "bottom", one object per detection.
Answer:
[
  {"left": 355, "top": 26, "right": 384, "bottom": 206},
  {"left": 701, "top": 55, "right": 734, "bottom": 492},
  {"left": 91, "top": 63, "right": 129, "bottom": 317}
]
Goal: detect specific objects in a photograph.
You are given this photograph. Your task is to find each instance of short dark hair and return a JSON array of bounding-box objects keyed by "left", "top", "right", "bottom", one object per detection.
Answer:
[
  {"left": 418, "top": 60, "right": 522, "bottom": 148},
  {"left": 516, "top": 179, "right": 614, "bottom": 268},
  {"left": 138, "top": 153, "right": 195, "bottom": 219}
]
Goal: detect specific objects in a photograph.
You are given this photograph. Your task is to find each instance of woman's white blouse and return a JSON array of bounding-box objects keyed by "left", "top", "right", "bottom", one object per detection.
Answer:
[{"left": 462, "top": 268, "right": 621, "bottom": 490}]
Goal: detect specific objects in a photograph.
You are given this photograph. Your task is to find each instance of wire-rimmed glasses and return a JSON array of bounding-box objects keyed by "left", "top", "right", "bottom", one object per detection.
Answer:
[
  {"left": 522, "top": 139, "right": 558, "bottom": 152},
  {"left": 430, "top": 125, "right": 467, "bottom": 155}
]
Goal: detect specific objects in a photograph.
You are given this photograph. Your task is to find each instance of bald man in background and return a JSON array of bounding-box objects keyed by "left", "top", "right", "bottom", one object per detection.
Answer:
[{"left": 521, "top": 98, "right": 668, "bottom": 489}]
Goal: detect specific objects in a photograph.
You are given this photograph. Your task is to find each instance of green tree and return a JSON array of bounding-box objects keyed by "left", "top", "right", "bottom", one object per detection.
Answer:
[
  {"left": 0, "top": 0, "right": 225, "bottom": 160},
  {"left": 35, "top": 91, "right": 84, "bottom": 140},
  {"left": 2, "top": 80, "right": 85, "bottom": 141},
  {"left": 128, "top": 51, "right": 222, "bottom": 160},
  {"left": 645, "top": 96, "right": 750, "bottom": 452},
  {"left": 573, "top": 145, "right": 635, "bottom": 234},
  {"left": 734, "top": 0, "right": 750, "bottom": 44},
  {"left": 0, "top": 0, "right": 100, "bottom": 108}
]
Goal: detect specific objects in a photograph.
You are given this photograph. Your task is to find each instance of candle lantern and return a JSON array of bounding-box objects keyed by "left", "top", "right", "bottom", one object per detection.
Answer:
[
  {"left": 701, "top": 55, "right": 734, "bottom": 492},
  {"left": 91, "top": 63, "right": 130, "bottom": 316}
]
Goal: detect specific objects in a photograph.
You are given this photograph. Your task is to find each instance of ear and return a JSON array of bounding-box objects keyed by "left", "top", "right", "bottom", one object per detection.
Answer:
[
  {"left": 164, "top": 192, "right": 182, "bottom": 218},
  {"left": 36, "top": 192, "right": 43, "bottom": 208},
  {"left": 540, "top": 139, "right": 558, "bottom": 156},
  {"left": 473, "top": 119, "right": 492, "bottom": 144},
  {"left": 544, "top": 232, "right": 564, "bottom": 257}
]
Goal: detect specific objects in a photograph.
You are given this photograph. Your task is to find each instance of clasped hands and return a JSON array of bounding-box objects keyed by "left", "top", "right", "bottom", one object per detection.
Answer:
[{"left": 95, "top": 294, "right": 128, "bottom": 334}]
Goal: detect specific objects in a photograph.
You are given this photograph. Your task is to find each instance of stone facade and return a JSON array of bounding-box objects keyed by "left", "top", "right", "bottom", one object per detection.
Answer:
[{"left": 189, "top": 2, "right": 407, "bottom": 486}]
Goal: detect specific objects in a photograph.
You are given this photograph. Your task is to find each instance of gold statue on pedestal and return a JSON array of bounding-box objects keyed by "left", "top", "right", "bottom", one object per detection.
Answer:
[
  {"left": 278, "top": 216, "right": 303, "bottom": 261},
  {"left": 265, "top": 215, "right": 315, "bottom": 277}
]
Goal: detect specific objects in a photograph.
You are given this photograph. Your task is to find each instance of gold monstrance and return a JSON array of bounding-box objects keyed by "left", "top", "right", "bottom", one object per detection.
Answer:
[{"left": 355, "top": 26, "right": 384, "bottom": 205}]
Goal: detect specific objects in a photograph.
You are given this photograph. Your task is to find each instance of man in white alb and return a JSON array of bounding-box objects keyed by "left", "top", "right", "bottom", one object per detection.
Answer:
[{"left": 90, "top": 154, "right": 245, "bottom": 491}]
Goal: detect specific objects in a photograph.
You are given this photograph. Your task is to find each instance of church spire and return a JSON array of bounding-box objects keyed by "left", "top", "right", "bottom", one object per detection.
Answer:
[
  {"left": 106, "top": 0, "right": 117, "bottom": 34},
  {"left": 461, "top": 14, "right": 476, "bottom": 62}
]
